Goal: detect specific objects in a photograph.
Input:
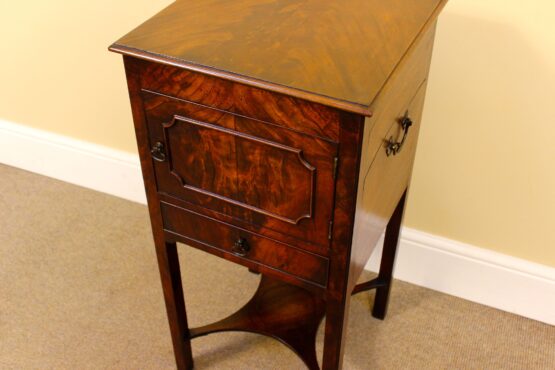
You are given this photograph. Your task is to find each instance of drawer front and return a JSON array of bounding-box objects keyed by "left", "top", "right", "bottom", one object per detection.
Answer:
[
  {"left": 161, "top": 202, "right": 329, "bottom": 287},
  {"left": 143, "top": 91, "right": 338, "bottom": 252}
]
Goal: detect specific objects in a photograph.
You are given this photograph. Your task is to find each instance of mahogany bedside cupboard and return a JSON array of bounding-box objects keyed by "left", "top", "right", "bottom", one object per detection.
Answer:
[{"left": 109, "top": 0, "right": 448, "bottom": 368}]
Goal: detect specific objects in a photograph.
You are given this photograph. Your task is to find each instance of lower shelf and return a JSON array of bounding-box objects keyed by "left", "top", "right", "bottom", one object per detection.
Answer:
[
  {"left": 188, "top": 273, "right": 386, "bottom": 369},
  {"left": 189, "top": 275, "right": 326, "bottom": 370}
]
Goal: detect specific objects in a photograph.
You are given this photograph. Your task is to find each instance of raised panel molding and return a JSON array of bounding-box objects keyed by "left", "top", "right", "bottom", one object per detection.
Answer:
[{"left": 163, "top": 115, "right": 315, "bottom": 225}]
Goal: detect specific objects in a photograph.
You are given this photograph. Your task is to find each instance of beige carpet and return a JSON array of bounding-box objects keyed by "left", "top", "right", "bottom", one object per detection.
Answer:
[{"left": 0, "top": 164, "right": 553, "bottom": 370}]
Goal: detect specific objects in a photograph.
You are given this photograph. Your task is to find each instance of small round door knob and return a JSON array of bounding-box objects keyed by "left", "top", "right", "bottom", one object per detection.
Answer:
[
  {"left": 150, "top": 142, "right": 166, "bottom": 162},
  {"left": 232, "top": 237, "right": 250, "bottom": 257}
]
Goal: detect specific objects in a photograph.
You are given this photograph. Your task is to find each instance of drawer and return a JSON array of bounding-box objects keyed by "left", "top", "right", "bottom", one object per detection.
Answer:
[
  {"left": 160, "top": 201, "right": 330, "bottom": 287},
  {"left": 143, "top": 90, "right": 338, "bottom": 253}
]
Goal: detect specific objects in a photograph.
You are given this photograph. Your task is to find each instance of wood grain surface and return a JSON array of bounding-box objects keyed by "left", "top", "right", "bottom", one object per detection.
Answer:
[
  {"left": 110, "top": 0, "right": 447, "bottom": 115},
  {"left": 165, "top": 115, "right": 316, "bottom": 225},
  {"left": 161, "top": 202, "right": 330, "bottom": 287},
  {"left": 122, "top": 57, "right": 195, "bottom": 369},
  {"left": 350, "top": 82, "right": 429, "bottom": 292},
  {"left": 142, "top": 89, "right": 339, "bottom": 251},
  {"left": 137, "top": 60, "right": 342, "bottom": 140},
  {"left": 347, "top": 22, "right": 437, "bottom": 291},
  {"left": 189, "top": 275, "right": 327, "bottom": 370}
]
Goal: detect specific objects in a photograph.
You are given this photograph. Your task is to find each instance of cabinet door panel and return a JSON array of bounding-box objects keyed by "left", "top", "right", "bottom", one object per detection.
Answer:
[{"left": 143, "top": 91, "right": 338, "bottom": 251}]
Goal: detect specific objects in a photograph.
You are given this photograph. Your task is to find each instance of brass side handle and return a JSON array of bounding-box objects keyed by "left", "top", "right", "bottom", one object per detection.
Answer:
[
  {"left": 150, "top": 142, "right": 166, "bottom": 162},
  {"left": 232, "top": 237, "right": 250, "bottom": 257},
  {"left": 386, "top": 112, "right": 413, "bottom": 156}
]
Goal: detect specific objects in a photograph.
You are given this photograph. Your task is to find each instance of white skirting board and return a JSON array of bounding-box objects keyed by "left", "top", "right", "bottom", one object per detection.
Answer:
[
  {"left": 1, "top": 119, "right": 554, "bottom": 325},
  {"left": 0, "top": 119, "right": 146, "bottom": 204},
  {"left": 366, "top": 230, "right": 555, "bottom": 325}
]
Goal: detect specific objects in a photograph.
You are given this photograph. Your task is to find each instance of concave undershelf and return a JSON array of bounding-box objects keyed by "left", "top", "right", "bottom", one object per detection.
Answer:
[{"left": 189, "top": 275, "right": 326, "bottom": 370}]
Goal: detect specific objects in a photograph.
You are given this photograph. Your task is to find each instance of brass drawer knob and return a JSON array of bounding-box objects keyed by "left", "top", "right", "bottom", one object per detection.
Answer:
[
  {"left": 150, "top": 142, "right": 166, "bottom": 162},
  {"left": 232, "top": 237, "right": 250, "bottom": 257},
  {"left": 386, "top": 112, "right": 413, "bottom": 156}
]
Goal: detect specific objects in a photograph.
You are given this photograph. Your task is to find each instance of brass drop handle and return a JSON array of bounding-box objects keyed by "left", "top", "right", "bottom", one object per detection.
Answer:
[
  {"left": 232, "top": 237, "right": 250, "bottom": 257},
  {"left": 150, "top": 142, "right": 166, "bottom": 162},
  {"left": 386, "top": 112, "right": 413, "bottom": 156}
]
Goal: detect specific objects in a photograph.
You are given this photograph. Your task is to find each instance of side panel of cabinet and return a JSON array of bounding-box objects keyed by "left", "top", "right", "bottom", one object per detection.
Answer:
[{"left": 347, "top": 22, "right": 437, "bottom": 290}]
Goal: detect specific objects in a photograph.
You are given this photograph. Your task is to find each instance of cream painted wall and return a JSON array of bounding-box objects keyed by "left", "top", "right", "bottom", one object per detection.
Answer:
[
  {"left": 0, "top": 0, "right": 172, "bottom": 153},
  {"left": 1, "top": 1, "right": 553, "bottom": 267},
  {"left": 405, "top": 0, "right": 555, "bottom": 267}
]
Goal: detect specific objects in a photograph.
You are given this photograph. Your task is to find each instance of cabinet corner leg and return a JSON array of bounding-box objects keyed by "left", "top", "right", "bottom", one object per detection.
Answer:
[
  {"left": 372, "top": 190, "right": 407, "bottom": 320},
  {"left": 156, "top": 240, "right": 194, "bottom": 369},
  {"left": 322, "top": 296, "right": 351, "bottom": 370}
]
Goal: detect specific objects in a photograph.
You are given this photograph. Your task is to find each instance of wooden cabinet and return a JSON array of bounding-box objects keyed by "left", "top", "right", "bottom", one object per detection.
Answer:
[{"left": 110, "top": 1, "right": 448, "bottom": 369}]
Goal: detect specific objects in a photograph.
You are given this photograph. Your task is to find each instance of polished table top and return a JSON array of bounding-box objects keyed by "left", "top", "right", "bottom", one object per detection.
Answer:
[{"left": 110, "top": 0, "right": 445, "bottom": 115}]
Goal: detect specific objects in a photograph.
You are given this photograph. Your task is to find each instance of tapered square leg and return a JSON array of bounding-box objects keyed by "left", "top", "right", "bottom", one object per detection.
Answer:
[
  {"left": 155, "top": 241, "right": 194, "bottom": 370},
  {"left": 372, "top": 190, "right": 407, "bottom": 320},
  {"left": 322, "top": 297, "right": 351, "bottom": 370}
]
